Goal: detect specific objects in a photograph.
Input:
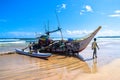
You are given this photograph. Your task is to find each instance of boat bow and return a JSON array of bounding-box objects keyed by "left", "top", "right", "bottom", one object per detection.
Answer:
[{"left": 73, "top": 26, "right": 101, "bottom": 52}]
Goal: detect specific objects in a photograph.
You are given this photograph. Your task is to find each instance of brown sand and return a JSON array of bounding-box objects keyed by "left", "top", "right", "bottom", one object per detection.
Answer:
[
  {"left": 0, "top": 53, "right": 90, "bottom": 80},
  {"left": 0, "top": 52, "right": 120, "bottom": 80},
  {"left": 74, "top": 59, "right": 120, "bottom": 80}
]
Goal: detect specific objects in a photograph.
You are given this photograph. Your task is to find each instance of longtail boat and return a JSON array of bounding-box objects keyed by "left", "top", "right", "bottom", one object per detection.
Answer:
[
  {"left": 15, "top": 26, "right": 101, "bottom": 57},
  {"left": 38, "top": 26, "right": 102, "bottom": 54}
]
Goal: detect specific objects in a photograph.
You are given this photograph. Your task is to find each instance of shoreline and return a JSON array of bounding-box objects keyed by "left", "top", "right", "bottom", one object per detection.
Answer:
[
  {"left": 0, "top": 51, "right": 15, "bottom": 55},
  {"left": 74, "top": 58, "right": 120, "bottom": 80},
  {"left": 0, "top": 52, "right": 120, "bottom": 80},
  {"left": 0, "top": 38, "right": 120, "bottom": 80}
]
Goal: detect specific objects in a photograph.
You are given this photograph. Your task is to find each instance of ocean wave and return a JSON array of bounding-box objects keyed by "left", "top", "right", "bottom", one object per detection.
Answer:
[
  {"left": 0, "top": 41, "right": 26, "bottom": 47},
  {"left": 0, "top": 39, "right": 20, "bottom": 42}
]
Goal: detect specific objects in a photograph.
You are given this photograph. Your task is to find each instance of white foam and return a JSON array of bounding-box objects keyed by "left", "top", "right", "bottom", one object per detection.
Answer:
[{"left": 0, "top": 41, "right": 25, "bottom": 44}]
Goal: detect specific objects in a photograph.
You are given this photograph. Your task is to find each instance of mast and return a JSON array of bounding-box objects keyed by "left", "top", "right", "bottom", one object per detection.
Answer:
[{"left": 55, "top": 12, "right": 63, "bottom": 40}]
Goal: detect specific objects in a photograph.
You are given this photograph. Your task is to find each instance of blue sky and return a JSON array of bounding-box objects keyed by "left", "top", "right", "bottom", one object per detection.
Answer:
[{"left": 0, "top": 0, "right": 120, "bottom": 38}]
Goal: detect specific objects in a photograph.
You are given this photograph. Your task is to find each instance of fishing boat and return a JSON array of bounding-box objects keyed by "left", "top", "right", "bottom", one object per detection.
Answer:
[
  {"left": 36, "top": 26, "right": 101, "bottom": 55},
  {"left": 15, "top": 12, "right": 102, "bottom": 56},
  {"left": 15, "top": 49, "right": 52, "bottom": 58},
  {"left": 15, "top": 26, "right": 101, "bottom": 57}
]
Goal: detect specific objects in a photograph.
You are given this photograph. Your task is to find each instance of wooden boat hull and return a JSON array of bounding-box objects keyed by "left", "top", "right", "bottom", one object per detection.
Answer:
[
  {"left": 40, "top": 26, "right": 101, "bottom": 54},
  {"left": 15, "top": 49, "right": 52, "bottom": 58},
  {"left": 77, "top": 26, "right": 101, "bottom": 52}
]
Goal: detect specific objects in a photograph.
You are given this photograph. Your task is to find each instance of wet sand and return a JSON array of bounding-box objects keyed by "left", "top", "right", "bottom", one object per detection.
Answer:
[
  {"left": 0, "top": 40, "right": 120, "bottom": 80},
  {"left": 75, "top": 59, "right": 120, "bottom": 80},
  {"left": 74, "top": 40, "right": 120, "bottom": 80},
  {"left": 0, "top": 53, "right": 90, "bottom": 80}
]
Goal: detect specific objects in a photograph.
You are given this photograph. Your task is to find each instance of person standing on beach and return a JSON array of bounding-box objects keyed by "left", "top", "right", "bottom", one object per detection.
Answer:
[
  {"left": 92, "top": 38, "right": 99, "bottom": 59},
  {"left": 28, "top": 42, "right": 33, "bottom": 52},
  {"left": 22, "top": 42, "right": 33, "bottom": 52}
]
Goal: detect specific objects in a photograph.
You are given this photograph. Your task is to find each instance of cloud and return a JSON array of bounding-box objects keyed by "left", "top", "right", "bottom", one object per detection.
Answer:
[
  {"left": 0, "top": 19, "right": 7, "bottom": 22},
  {"left": 115, "top": 10, "right": 120, "bottom": 13},
  {"left": 109, "top": 14, "right": 120, "bottom": 17},
  {"left": 61, "top": 4, "right": 66, "bottom": 9},
  {"left": 108, "top": 10, "right": 120, "bottom": 17},
  {"left": 65, "top": 29, "right": 120, "bottom": 37},
  {"left": 66, "top": 30, "right": 92, "bottom": 36},
  {"left": 56, "top": 3, "right": 66, "bottom": 13},
  {"left": 98, "top": 30, "right": 120, "bottom": 36},
  {"left": 80, "top": 5, "right": 93, "bottom": 15},
  {"left": 85, "top": 5, "right": 93, "bottom": 12},
  {"left": 80, "top": 10, "right": 85, "bottom": 15}
]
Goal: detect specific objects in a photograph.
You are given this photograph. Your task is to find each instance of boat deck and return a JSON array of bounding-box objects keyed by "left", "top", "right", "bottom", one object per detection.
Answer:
[{"left": 0, "top": 53, "right": 90, "bottom": 80}]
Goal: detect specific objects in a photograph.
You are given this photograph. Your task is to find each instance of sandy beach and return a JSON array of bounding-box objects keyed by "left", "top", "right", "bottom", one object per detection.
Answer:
[
  {"left": 75, "top": 38, "right": 120, "bottom": 80},
  {"left": 0, "top": 53, "right": 90, "bottom": 80},
  {"left": 75, "top": 59, "right": 120, "bottom": 80},
  {"left": 0, "top": 38, "right": 120, "bottom": 80}
]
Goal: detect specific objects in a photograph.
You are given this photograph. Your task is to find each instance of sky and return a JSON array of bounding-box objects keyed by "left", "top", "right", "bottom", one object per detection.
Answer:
[{"left": 0, "top": 0, "right": 120, "bottom": 38}]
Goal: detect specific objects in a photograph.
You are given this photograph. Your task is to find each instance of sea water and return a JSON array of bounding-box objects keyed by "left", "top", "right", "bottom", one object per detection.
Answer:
[
  {"left": 0, "top": 38, "right": 36, "bottom": 53},
  {"left": 0, "top": 37, "right": 120, "bottom": 53}
]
